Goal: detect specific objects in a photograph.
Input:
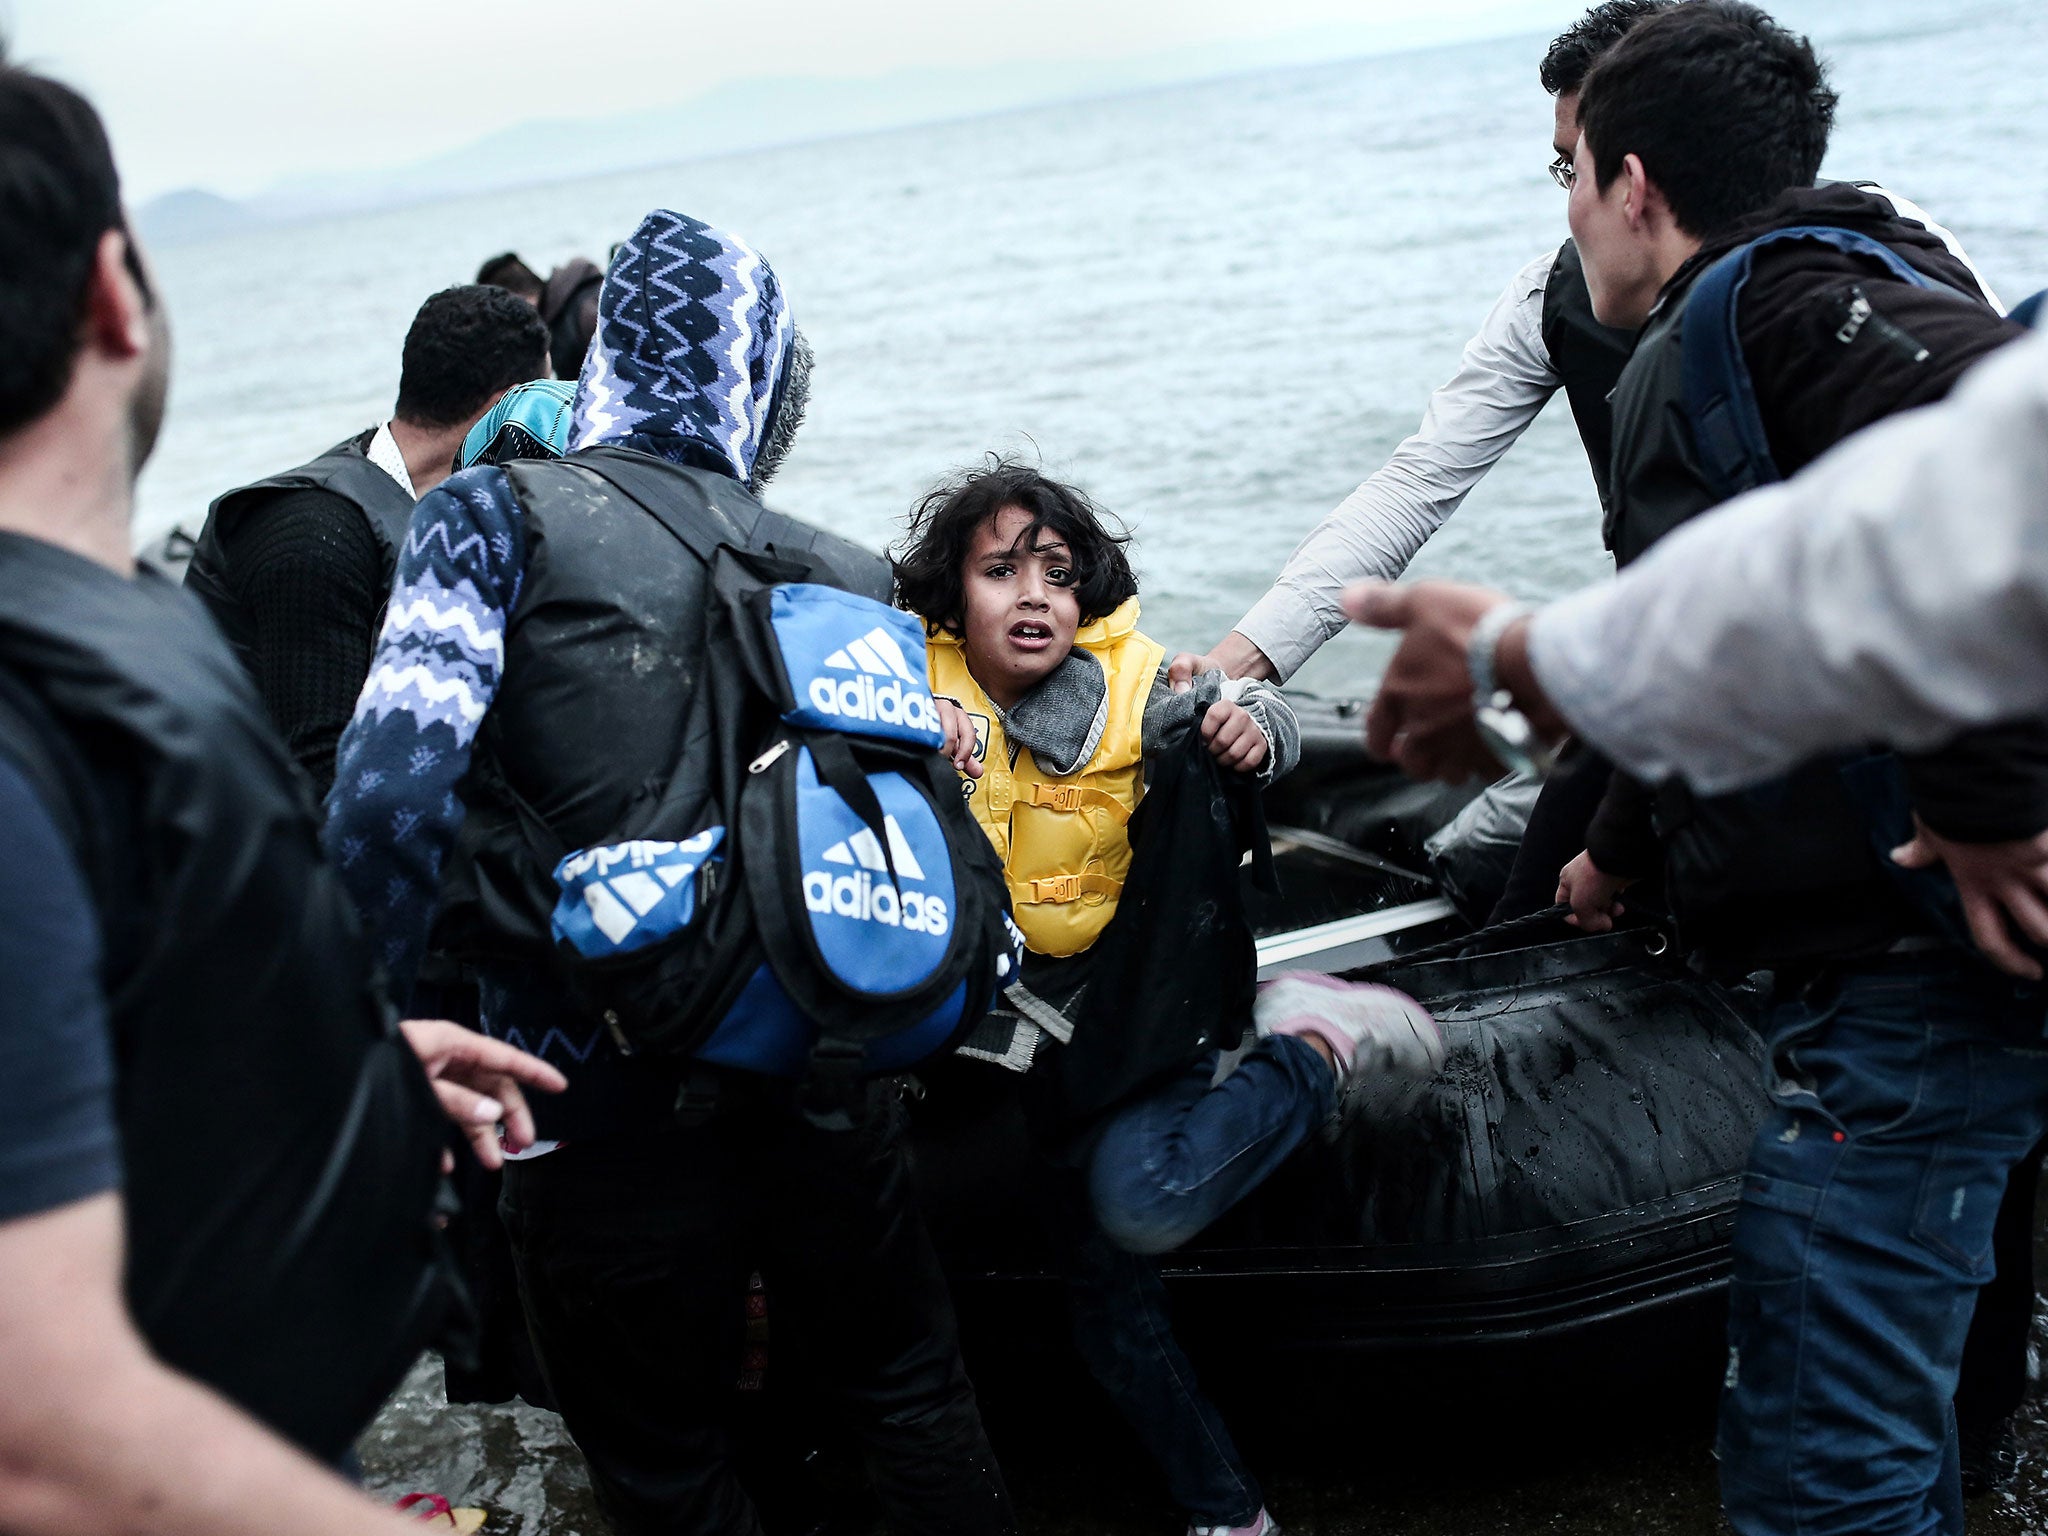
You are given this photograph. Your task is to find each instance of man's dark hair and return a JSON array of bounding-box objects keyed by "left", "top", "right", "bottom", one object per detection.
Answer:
[
  {"left": 476, "top": 251, "right": 544, "bottom": 302},
  {"left": 0, "top": 47, "right": 133, "bottom": 436},
  {"left": 1539, "top": 0, "right": 1675, "bottom": 96},
  {"left": 394, "top": 285, "right": 550, "bottom": 429},
  {"left": 1578, "top": 0, "right": 1837, "bottom": 237},
  {"left": 893, "top": 459, "right": 1138, "bottom": 637}
]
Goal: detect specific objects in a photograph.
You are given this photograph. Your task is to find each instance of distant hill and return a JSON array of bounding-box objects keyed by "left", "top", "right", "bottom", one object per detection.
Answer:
[{"left": 134, "top": 187, "right": 254, "bottom": 246}]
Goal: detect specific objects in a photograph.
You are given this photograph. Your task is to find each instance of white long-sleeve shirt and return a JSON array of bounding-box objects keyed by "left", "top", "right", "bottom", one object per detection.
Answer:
[
  {"left": 1235, "top": 186, "right": 1996, "bottom": 685},
  {"left": 1527, "top": 324, "right": 2048, "bottom": 796},
  {"left": 1234, "top": 250, "right": 1562, "bottom": 682}
]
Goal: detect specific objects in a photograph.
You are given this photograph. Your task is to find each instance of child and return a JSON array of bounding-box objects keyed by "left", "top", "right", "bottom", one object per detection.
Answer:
[{"left": 895, "top": 461, "right": 1443, "bottom": 1536}]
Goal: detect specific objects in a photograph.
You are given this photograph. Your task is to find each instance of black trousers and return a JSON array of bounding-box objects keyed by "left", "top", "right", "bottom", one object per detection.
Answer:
[{"left": 499, "top": 1077, "right": 1015, "bottom": 1536}]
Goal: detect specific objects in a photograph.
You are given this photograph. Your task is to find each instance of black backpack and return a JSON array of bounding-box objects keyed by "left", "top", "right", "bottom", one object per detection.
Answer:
[
  {"left": 527, "top": 451, "right": 1024, "bottom": 1087},
  {"left": 1677, "top": 226, "right": 2014, "bottom": 957}
]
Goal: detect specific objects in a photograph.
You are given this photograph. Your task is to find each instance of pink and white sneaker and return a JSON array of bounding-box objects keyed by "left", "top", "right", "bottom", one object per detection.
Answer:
[
  {"left": 1254, "top": 971, "right": 1445, "bottom": 1102},
  {"left": 1189, "top": 1507, "right": 1281, "bottom": 1536}
]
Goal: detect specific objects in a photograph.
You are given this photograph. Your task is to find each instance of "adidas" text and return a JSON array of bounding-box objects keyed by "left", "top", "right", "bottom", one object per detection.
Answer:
[
  {"left": 802, "top": 868, "right": 951, "bottom": 935},
  {"left": 807, "top": 673, "right": 939, "bottom": 732}
]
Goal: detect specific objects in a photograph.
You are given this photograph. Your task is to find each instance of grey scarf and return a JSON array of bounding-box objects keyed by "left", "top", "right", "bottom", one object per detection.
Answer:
[{"left": 994, "top": 649, "right": 1108, "bottom": 776}]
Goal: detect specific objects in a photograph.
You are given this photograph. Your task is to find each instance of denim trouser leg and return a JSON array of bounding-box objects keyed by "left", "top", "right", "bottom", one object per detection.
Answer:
[
  {"left": 1038, "top": 1161, "right": 1264, "bottom": 1526},
  {"left": 1087, "top": 1035, "right": 1336, "bottom": 1255},
  {"left": 1718, "top": 964, "right": 2048, "bottom": 1536}
]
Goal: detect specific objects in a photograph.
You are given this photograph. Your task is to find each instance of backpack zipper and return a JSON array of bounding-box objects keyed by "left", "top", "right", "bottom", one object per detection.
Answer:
[
  {"left": 1834, "top": 284, "right": 1930, "bottom": 364},
  {"left": 748, "top": 738, "right": 792, "bottom": 775}
]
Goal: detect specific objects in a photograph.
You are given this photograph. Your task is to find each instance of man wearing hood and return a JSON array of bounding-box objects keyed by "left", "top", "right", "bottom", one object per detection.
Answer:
[{"left": 324, "top": 210, "right": 1015, "bottom": 1536}]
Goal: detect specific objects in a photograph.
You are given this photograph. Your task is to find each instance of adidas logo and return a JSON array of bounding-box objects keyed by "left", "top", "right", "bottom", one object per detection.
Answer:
[
  {"left": 803, "top": 814, "right": 950, "bottom": 935},
  {"left": 561, "top": 831, "right": 719, "bottom": 948},
  {"left": 807, "top": 626, "right": 939, "bottom": 733}
]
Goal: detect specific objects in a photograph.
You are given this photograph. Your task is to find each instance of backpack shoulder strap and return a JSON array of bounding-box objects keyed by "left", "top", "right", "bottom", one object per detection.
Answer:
[
  {"left": 565, "top": 448, "right": 760, "bottom": 565},
  {"left": 1682, "top": 225, "right": 1948, "bottom": 501}
]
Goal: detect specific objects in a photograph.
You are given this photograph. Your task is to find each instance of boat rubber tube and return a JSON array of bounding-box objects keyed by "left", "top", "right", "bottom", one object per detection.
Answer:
[{"left": 914, "top": 929, "right": 1768, "bottom": 1340}]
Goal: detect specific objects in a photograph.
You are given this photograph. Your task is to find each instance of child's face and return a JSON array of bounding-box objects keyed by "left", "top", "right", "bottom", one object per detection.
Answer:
[{"left": 959, "top": 505, "right": 1081, "bottom": 709}]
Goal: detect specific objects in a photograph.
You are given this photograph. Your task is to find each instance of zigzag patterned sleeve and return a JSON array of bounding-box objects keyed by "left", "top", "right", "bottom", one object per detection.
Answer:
[{"left": 322, "top": 467, "right": 525, "bottom": 1007}]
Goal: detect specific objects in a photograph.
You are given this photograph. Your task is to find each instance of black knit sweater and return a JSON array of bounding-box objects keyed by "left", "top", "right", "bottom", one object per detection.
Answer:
[{"left": 213, "top": 487, "right": 385, "bottom": 798}]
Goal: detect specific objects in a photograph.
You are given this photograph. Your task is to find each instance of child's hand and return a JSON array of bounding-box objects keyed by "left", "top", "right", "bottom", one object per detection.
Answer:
[
  {"left": 936, "top": 697, "right": 983, "bottom": 779},
  {"left": 1201, "top": 701, "right": 1268, "bottom": 775}
]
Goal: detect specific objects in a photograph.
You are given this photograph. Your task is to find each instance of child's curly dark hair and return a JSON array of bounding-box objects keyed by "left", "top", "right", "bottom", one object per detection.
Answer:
[{"left": 892, "top": 458, "right": 1139, "bottom": 637}]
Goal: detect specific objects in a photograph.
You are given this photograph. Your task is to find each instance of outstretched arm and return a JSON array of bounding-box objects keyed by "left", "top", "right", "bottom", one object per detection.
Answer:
[
  {"left": 1525, "top": 327, "right": 2048, "bottom": 792},
  {"left": 1175, "top": 249, "right": 1562, "bottom": 686}
]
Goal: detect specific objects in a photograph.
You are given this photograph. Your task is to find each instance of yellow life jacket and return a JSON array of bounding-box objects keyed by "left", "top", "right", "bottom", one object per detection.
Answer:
[{"left": 927, "top": 598, "right": 1165, "bottom": 958}]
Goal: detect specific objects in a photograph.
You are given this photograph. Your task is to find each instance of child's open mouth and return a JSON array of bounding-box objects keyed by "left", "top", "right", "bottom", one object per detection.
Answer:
[{"left": 1008, "top": 620, "right": 1055, "bottom": 651}]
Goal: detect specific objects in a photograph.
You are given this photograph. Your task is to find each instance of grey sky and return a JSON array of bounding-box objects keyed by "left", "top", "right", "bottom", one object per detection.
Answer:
[{"left": 3, "top": 0, "right": 1577, "bottom": 201}]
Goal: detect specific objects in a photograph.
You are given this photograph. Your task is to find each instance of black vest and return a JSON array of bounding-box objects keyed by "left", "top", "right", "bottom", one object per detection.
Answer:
[
  {"left": 184, "top": 429, "right": 418, "bottom": 674},
  {"left": 1601, "top": 253, "right": 1925, "bottom": 966},
  {"left": 1601, "top": 272, "right": 1716, "bottom": 566},
  {"left": 0, "top": 534, "right": 450, "bottom": 1460},
  {"left": 1539, "top": 239, "right": 1637, "bottom": 512},
  {"left": 438, "top": 448, "right": 891, "bottom": 966}
]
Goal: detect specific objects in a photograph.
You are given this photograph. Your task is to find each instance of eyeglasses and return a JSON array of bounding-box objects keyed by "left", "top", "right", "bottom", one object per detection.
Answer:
[{"left": 1548, "top": 155, "right": 1577, "bottom": 192}]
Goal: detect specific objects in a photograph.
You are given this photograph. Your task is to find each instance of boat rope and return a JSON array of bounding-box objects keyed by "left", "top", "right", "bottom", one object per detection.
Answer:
[{"left": 1361, "top": 902, "right": 1677, "bottom": 972}]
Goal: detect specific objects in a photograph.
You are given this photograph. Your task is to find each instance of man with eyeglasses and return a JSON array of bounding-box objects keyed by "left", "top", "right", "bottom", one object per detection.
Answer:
[{"left": 1170, "top": 0, "right": 1991, "bottom": 918}]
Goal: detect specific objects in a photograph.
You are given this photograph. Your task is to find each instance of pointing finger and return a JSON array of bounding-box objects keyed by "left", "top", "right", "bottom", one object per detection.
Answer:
[{"left": 1342, "top": 580, "right": 1414, "bottom": 631}]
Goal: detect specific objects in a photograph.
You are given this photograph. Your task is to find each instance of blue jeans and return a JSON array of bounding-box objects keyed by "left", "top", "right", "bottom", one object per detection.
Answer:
[
  {"left": 1719, "top": 960, "right": 2048, "bottom": 1536},
  {"left": 1089, "top": 1034, "right": 1337, "bottom": 1255},
  {"left": 1034, "top": 1036, "right": 1333, "bottom": 1525}
]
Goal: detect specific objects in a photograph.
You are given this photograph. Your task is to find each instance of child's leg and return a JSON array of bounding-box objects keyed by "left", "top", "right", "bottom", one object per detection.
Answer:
[
  {"left": 1087, "top": 1036, "right": 1335, "bottom": 1255},
  {"left": 1036, "top": 1159, "right": 1267, "bottom": 1529},
  {"left": 1088, "top": 975, "right": 1443, "bottom": 1256}
]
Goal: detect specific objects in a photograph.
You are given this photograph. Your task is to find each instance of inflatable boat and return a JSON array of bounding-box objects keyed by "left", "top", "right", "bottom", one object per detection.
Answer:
[{"left": 909, "top": 693, "right": 1770, "bottom": 1356}]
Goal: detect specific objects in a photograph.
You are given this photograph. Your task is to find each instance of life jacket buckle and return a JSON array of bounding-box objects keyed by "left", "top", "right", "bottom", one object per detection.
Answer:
[
  {"left": 1029, "top": 874, "right": 1082, "bottom": 903},
  {"left": 1034, "top": 783, "right": 1085, "bottom": 813}
]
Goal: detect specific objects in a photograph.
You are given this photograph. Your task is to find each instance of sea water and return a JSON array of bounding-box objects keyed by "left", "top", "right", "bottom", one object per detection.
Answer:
[{"left": 137, "top": 0, "right": 2047, "bottom": 699}]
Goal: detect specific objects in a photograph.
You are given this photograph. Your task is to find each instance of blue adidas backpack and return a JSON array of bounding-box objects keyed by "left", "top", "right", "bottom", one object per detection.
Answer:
[{"left": 535, "top": 449, "right": 1024, "bottom": 1084}]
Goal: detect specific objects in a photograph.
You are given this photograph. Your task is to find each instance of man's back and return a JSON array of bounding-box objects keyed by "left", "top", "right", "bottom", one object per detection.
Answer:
[{"left": 0, "top": 531, "right": 451, "bottom": 1459}]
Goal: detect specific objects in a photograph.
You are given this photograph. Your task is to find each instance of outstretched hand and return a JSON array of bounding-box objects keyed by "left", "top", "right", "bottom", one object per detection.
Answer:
[
  {"left": 1167, "top": 633, "right": 1276, "bottom": 691},
  {"left": 1892, "top": 816, "right": 2048, "bottom": 979},
  {"left": 1343, "top": 579, "right": 1566, "bottom": 782},
  {"left": 401, "top": 1018, "right": 568, "bottom": 1170}
]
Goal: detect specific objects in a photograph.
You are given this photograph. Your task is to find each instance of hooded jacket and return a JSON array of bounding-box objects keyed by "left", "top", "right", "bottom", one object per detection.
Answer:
[
  {"left": 1587, "top": 184, "right": 2044, "bottom": 970},
  {"left": 323, "top": 210, "right": 805, "bottom": 1135}
]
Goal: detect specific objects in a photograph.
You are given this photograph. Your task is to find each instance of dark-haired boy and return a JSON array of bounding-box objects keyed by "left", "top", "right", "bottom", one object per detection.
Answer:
[
  {"left": 185, "top": 283, "right": 549, "bottom": 794},
  {"left": 1170, "top": 0, "right": 1987, "bottom": 924},
  {"left": 899, "top": 458, "right": 1439, "bottom": 1536},
  {"left": 1554, "top": 5, "right": 2045, "bottom": 1532}
]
